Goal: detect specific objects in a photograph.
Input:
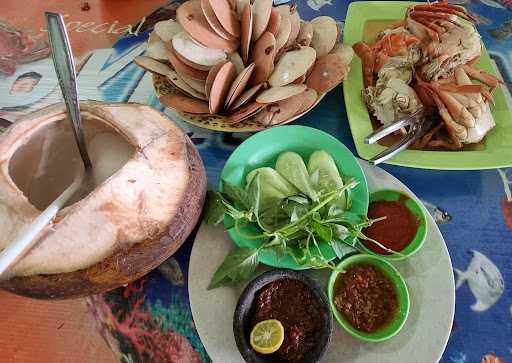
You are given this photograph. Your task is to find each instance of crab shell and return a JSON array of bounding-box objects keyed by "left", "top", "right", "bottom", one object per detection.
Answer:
[{"left": 0, "top": 102, "right": 206, "bottom": 299}]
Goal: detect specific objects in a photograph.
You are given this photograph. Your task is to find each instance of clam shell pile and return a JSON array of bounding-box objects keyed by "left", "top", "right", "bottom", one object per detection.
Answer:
[{"left": 135, "top": 0, "right": 354, "bottom": 127}]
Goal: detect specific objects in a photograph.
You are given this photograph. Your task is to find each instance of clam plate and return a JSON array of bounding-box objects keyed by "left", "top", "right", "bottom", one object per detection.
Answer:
[
  {"left": 153, "top": 74, "right": 324, "bottom": 132},
  {"left": 344, "top": 1, "right": 512, "bottom": 170},
  {"left": 188, "top": 159, "right": 455, "bottom": 363}
]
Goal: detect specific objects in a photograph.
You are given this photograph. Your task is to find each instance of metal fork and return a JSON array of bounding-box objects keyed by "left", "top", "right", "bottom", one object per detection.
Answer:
[{"left": 364, "top": 109, "right": 431, "bottom": 165}]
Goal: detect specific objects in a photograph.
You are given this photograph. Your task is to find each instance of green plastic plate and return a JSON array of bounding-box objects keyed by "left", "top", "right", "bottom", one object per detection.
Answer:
[
  {"left": 220, "top": 125, "right": 369, "bottom": 269},
  {"left": 343, "top": 1, "right": 512, "bottom": 170}
]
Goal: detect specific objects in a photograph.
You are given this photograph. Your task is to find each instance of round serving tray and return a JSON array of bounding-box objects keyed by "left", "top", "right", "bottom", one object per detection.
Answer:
[{"left": 188, "top": 159, "right": 455, "bottom": 363}]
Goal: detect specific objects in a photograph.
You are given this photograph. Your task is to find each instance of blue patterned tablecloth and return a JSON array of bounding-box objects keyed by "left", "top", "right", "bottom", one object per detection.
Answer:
[{"left": 29, "top": 0, "right": 510, "bottom": 362}]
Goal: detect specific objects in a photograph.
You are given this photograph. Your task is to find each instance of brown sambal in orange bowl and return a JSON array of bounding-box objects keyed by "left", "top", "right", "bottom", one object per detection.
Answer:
[{"left": 359, "top": 189, "right": 428, "bottom": 260}]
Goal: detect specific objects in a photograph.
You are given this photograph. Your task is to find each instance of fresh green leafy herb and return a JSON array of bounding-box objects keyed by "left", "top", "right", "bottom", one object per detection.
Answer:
[
  {"left": 204, "top": 151, "right": 398, "bottom": 289},
  {"left": 208, "top": 248, "right": 259, "bottom": 290},
  {"left": 222, "top": 180, "right": 251, "bottom": 210}
]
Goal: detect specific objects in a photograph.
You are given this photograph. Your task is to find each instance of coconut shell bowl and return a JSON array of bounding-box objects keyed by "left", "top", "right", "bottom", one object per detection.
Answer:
[
  {"left": 135, "top": 0, "right": 355, "bottom": 132},
  {"left": 0, "top": 101, "right": 206, "bottom": 299}
]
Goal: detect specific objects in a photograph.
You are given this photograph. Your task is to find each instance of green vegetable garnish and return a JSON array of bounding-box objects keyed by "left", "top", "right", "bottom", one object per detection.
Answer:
[{"left": 205, "top": 150, "right": 388, "bottom": 289}]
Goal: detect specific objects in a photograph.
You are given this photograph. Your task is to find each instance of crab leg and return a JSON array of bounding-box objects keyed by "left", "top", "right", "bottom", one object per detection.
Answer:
[
  {"left": 431, "top": 83, "right": 476, "bottom": 128},
  {"left": 450, "top": 92, "right": 482, "bottom": 119},
  {"left": 409, "top": 11, "right": 462, "bottom": 27},
  {"left": 412, "top": 3, "right": 475, "bottom": 22},
  {"left": 454, "top": 66, "right": 483, "bottom": 104},
  {"left": 431, "top": 2, "right": 476, "bottom": 21},
  {"left": 431, "top": 93, "right": 465, "bottom": 149},
  {"left": 353, "top": 42, "right": 375, "bottom": 88},
  {"left": 460, "top": 64, "right": 504, "bottom": 92},
  {"left": 409, "top": 15, "right": 440, "bottom": 41}
]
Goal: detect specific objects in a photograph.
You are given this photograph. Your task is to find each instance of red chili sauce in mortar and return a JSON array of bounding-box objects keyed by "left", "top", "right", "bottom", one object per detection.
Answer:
[
  {"left": 362, "top": 195, "right": 419, "bottom": 254},
  {"left": 252, "top": 279, "right": 321, "bottom": 362}
]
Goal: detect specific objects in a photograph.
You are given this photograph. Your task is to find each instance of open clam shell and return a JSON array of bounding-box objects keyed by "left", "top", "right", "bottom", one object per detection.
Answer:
[
  {"left": 297, "top": 21, "right": 313, "bottom": 47},
  {"left": 201, "top": 0, "right": 237, "bottom": 41},
  {"left": 154, "top": 19, "right": 183, "bottom": 42},
  {"left": 306, "top": 53, "right": 349, "bottom": 94},
  {"left": 310, "top": 16, "right": 338, "bottom": 57},
  {"left": 209, "top": 61, "right": 237, "bottom": 114},
  {"left": 167, "top": 69, "right": 208, "bottom": 100},
  {"left": 160, "top": 94, "right": 210, "bottom": 114},
  {"left": 166, "top": 44, "right": 209, "bottom": 81},
  {"left": 277, "top": 5, "right": 300, "bottom": 47},
  {"left": 269, "top": 91, "right": 306, "bottom": 124},
  {"left": 240, "top": 3, "right": 253, "bottom": 64},
  {"left": 275, "top": 16, "right": 291, "bottom": 52},
  {"left": 176, "top": 0, "right": 238, "bottom": 52},
  {"left": 295, "top": 88, "right": 318, "bottom": 115},
  {"left": 256, "top": 84, "right": 307, "bottom": 103},
  {"left": 225, "top": 63, "right": 256, "bottom": 109},
  {"left": 251, "top": 31, "right": 276, "bottom": 85},
  {"left": 228, "top": 83, "right": 263, "bottom": 111},
  {"left": 330, "top": 43, "right": 355, "bottom": 65},
  {"left": 176, "top": 72, "right": 207, "bottom": 95},
  {"left": 146, "top": 32, "right": 168, "bottom": 61},
  {"left": 266, "top": 8, "right": 281, "bottom": 36},
  {"left": 252, "top": 0, "right": 273, "bottom": 41},
  {"left": 268, "top": 46, "right": 316, "bottom": 87},
  {"left": 253, "top": 104, "right": 277, "bottom": 126},
  {"left": 228, "top": 101, "right": 264, "bottom": 124},
  {"left": 134, "top": 56, "right": 173, "bottom": 76},
  {"left": 172, "top": 31, "right": 227, "bottom": 70},
  {"left": 228, "top": 52, "right": 245, "bottom": 74},
  {"left": 205, "top": 61, "right": 227, "bottom": 98},
  {"left": 207, "top": 0, "right": 240, "bottom": 38}
]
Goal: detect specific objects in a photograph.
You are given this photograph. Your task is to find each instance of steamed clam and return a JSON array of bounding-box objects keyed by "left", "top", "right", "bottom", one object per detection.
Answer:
[{"left": 137, "top": 0, "right": 353, "bottom": 128}]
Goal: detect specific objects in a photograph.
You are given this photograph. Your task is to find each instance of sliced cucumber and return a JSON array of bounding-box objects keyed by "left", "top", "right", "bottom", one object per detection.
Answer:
[
  {"left": 245, "top": 167, "right": 298, "bottom": 213},
  {"left": 307, "top": 150, "right": 346, "bottom": 209},
  {"left": 275, "top": 151, "right": 318, "bottom": 201}
]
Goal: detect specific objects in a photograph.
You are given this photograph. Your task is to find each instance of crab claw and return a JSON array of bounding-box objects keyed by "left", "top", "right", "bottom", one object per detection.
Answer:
[{"left": 431, "top": 83, "right": 476, "bottom": 128}]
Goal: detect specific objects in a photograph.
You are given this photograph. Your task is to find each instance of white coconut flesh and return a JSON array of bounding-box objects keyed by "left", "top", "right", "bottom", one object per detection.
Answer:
[{"left": 0, "top": 104, "right": 191, "bottom": 278}]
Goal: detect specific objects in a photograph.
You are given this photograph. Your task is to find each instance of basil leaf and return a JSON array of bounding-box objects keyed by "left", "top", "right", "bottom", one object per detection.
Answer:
[
  {"left": 204, "top": 191, "right": 227, "bottom": 225},
  {"left": 312, "top": 221, "right": 333, "bottom": 242},
  {"left": 331, "top": 240, "right": 358, "bottom": 260},
  {"left": 222, "top": 180, "right": 251, "bottom": 210},
  {"left": 208, "top": 248, "right": 259, "bottom": 289}
]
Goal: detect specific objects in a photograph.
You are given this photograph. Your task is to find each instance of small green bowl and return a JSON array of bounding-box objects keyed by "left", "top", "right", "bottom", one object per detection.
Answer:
[
  {"left": 327, "top": 254, "right": 410, "bottom": 342},
  {"left": 358, "top": 189, "right": 427, "bottom": 261}
]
